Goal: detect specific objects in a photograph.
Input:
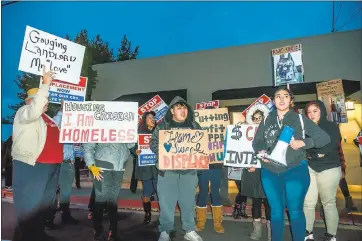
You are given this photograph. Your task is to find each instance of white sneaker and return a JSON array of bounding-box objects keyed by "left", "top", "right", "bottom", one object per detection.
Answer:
[
  {"left": 184, "top": 231, "right": 203, "bottom": 241},
  {"left": 158, "top": 231, "right": 171, "bottom": 241},
  {"left": 305, "top": 231, "right": 314, "bottom": 241}
]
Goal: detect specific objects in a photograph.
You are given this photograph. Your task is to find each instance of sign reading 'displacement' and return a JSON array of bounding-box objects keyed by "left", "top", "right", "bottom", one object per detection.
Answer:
[
  {"left": 18, "top": 26, "right": 85, "bottom": 84},
  {"left": 224, "top": 124, "right": 261, "bottom": 168},
  {"left": 138, "top": 95, "right": 168, "bottom": 123},
  {"left": 60, "top": 101, "right": 138, "bottom": 143},
  {"left": 195, "top": 100, "right": 220, "bottom": 110},
  {"left": 39, "top": 76, "right": 87, "bottom": 104},
  {"left": 138, "top": 134, "right": 156, "bottom": 166},
  {"left": 194, "top": 108, "right": 230, "bottom": 164},
  {"left": 158, "top": 130, "right": 209, "bottom": 170}
]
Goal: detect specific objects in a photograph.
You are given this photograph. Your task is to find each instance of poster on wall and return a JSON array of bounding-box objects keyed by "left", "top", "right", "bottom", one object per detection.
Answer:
[
  {"left": 224, "top": 124, "right": 261, "bottom": 168},
  {"left": 138, "top": 95, "right": 168, "bottom": 123},
  {"left": 18, "top": 25, "right": 85, "bottom": 84},
  {"left": 194, "top": 108, "right": 230, "bottom": 164},
  {"left": 272, "top": 43, "right": 304, "bottom": 86},
  {"left": 316, "top": 79, "right": 347, "bottom": 123},
  {"left": 39, "top": 76, "right": 87, "bottom": 104},
  {"left": 59, "top": 101, "right": 138, "bottom": 143}
]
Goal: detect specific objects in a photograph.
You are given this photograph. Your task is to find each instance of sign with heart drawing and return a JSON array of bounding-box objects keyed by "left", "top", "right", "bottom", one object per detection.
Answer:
[{"left": 158, "top": 129, "right": 210, "bottom": 170}]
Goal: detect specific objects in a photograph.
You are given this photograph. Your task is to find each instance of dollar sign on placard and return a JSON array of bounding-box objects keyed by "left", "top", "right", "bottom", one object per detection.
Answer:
[{"left": 231, "top": 126, "right": 242, "bottom": 140}]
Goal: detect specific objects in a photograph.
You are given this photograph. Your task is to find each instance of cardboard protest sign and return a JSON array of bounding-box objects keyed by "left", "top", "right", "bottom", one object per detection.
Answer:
[
  {"left": 224, "top": 124, "right": 261, "bottom": 168},
  {"left": 60, "top": 101, "right": 138, "bottom": 143},
  {"left": 138, "top": 134, "right": 156, "bottom": 166},
  {"left": 39, "top": 76, "right": 87, "bottom": 104},
  {"left": 194, "top": 108, "right": 230, "bottom": 164},
  {"left": 272, "top": 43, "right": 304, "bottom": 86},
  {"left": 158, "top": 130, "right": 209, "bottom": 170},
  {"left": 18, "top": 25, "right": 85, "bottom": 84},
  {"left": 138, "top": 95, "right": 168, "bottom": 123},
  {"left": 241, "top": 94, "right": 274, "bottom": 117},
  {"left": 316, "top": 79, "right": 347, "bottom": 123},
  {"left": 196, "top": 100, "right": 220, "bottom": 110}
]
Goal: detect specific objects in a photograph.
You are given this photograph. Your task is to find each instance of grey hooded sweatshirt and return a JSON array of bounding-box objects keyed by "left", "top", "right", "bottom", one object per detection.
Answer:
[
  {"left": 253, "top": 109, "right": 330, "bottom": 173},
  {"left": 150, "top": 96, "right": 202, "bottom": 176}
]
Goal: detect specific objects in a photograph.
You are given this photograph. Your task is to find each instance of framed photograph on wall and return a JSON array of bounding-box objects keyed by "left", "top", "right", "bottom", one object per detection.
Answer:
[{"left": 272, "top": 44, "right": 304, "bottom": 86}]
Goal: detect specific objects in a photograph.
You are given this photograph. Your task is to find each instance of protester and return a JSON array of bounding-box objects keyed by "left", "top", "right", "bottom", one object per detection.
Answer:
[
  {"left": 132, "top": 111, "right": 158, "bottom": 225},
  {"left": 45, "top": 102, "right": 79, "bottom": 228},
  {"left": 304, "top": 101, "right": 347, "bottom": 241},
  {"left": 74, "top": 143, "right": 83, "bottom": 189},
  {"left": 83, "top": 141, "right": 135, "bottom": 241},
  {"left": 252, "top": 87, "right": 330, "bottom": 241},
  {"left": 2, "top": 136, "right": 13, "bottom": 189},
  {"left": 232, "top": 180, "right": 248, "bottom": 219},
  {"left": 196, "top": 106, "right": 224, "bottom": 234},
  {"left": 355, "top": 129, "right": 362, "bottom": 167},
  {"left": 11, "top": 69, "right": 62, "bottom": 241},
  {"left": 150, "top": 96, "right": 203, "bottom": 241},
  {"left": 241, "top": 104, "right": 271, "bottom": 241}
]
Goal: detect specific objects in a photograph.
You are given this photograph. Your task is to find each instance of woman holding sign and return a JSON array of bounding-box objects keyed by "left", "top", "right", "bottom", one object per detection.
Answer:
[
  {"left": 131, "top": 111, "right": 158, "bottom": 225},
  {"left": 252, "top": 87, "right": 330, "bottom": 241},
  {"left": 240, "top": 104, "right": 271, "bottom": 241}
]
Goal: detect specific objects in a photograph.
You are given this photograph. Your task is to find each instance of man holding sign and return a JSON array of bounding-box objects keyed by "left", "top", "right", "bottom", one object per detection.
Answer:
[
  {"left": 11, "top": 68, "right": 61, "bottom": 241},
  {"left": 150, "top": 97, "right": 204, "bottom": 241}
]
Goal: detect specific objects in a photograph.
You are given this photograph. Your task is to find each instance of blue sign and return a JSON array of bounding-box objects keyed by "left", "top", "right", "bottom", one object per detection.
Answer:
[
  {"left": 139, "top": 153, "right": 156, "bottom": 166},
  {"left": 49, "top": 91, "right": 85, "bottom": 103}
]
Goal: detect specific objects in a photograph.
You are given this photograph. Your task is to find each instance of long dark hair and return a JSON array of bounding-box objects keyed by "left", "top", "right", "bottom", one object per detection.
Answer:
[{"left": 273, "top": 86, "right": 295, "bottom": 108}]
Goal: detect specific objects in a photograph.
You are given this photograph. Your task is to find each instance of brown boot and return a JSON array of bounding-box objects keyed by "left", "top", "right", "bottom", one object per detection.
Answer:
[
  {"left": 195, "top": 206, "right": 207, "bottom": 232},
  {"left": 211, "top": 206, "right": 224, "bottom": 234}
]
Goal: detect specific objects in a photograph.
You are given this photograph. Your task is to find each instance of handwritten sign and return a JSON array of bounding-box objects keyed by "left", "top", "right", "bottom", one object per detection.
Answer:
[
  {"left": 60, "top": 101, "right": 138, "bottom": 143},
  {"left": 224, "top": 124, "right": 261, "bottom": 168},
  {"left": 39, "top": 76, "right": 87, "bottom": 104},
  {"left": 138, "top": 134, "right": 156, "bottom": 166},
  {"left": 158, "top": 130, "right": 209, "bottom": 170},
  {"left": 241, "top": 94, "right": 274, "bottom": 117},
  {"left": 316, "top": 79, "right": 344, "bottom": 97},
  {"left": 18, "top": 26, "right": 85, "bottom": 84},
  {"left": 138, "top": 95, "right": 168, "bottom": 123},
  {"left": 196, "top": 100, "right": 220, "bottom": 110},
  {"left": 194, "top": 108, "right": 230, "bottom": 164}
]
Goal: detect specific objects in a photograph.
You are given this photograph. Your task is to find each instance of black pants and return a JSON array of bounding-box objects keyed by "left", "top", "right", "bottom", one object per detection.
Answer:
[
  {"left": 5, "top": 163, "right": 12, "bottom": 187},
  {"left": 130, "top": 156, "right": 138, "bottom": 192},
  {"left": 74, "top": 157, "right": 81, "bottom": 187},
  {"left": 252, "top": 198, "right": 271, "bottom": 220},
  {"left": 234, "top": 180, "right": 247, "bottom": 204},
  {"left": 339, "top": 177, "right": 351, "bottom": 198}
]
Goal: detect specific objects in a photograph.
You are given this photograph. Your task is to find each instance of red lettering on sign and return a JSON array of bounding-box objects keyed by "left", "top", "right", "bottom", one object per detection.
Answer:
[
  {"left": 109, "top": 129, "right": 116, "bottom": 142},
  {"left": 246, "top": 126, "right": 255, "bottom": 141}
]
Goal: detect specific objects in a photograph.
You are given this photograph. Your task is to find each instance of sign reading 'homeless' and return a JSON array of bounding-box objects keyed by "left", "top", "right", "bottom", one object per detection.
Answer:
[
  {"left": 224, "top": 124, "right": 261, "bottom": 168},
  {"left": 194, "top": 108, "right": 230, "bottom": 164},
  {"left": 60, "top": 101, "right": 138, "bottom": 143},
  {"left": 158, "top": 130, "right": 209, "bottom": 170}
]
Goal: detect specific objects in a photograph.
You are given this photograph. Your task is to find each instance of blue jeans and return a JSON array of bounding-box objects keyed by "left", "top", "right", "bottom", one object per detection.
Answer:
[
  {"left": 197, "top": 169, "right": 222, "bottom": 207},
  {"left": 142, "top": 179, "right": 157, "bottom": 197},
  {"left": 59, "top": 161, "right": 75, "bottom": 206},
  {"left": 261, "top": 160, "right": 310, "bottom": 241},
  {"left": 12, "top": 161, "right": 60, "bottom": 240},
  {"left": 157, "top": 171, "right": 198, "bottom": 233}
]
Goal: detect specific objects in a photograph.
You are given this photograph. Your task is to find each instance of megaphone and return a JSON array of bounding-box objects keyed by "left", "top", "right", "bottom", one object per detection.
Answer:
[{"left": 257, "top": 126, "right": 294, "bottom": 167}]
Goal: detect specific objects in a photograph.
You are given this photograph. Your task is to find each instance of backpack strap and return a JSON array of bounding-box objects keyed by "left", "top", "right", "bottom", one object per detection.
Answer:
[{"left": 299, "top": 114, "right": 305, "bottom": 139}]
